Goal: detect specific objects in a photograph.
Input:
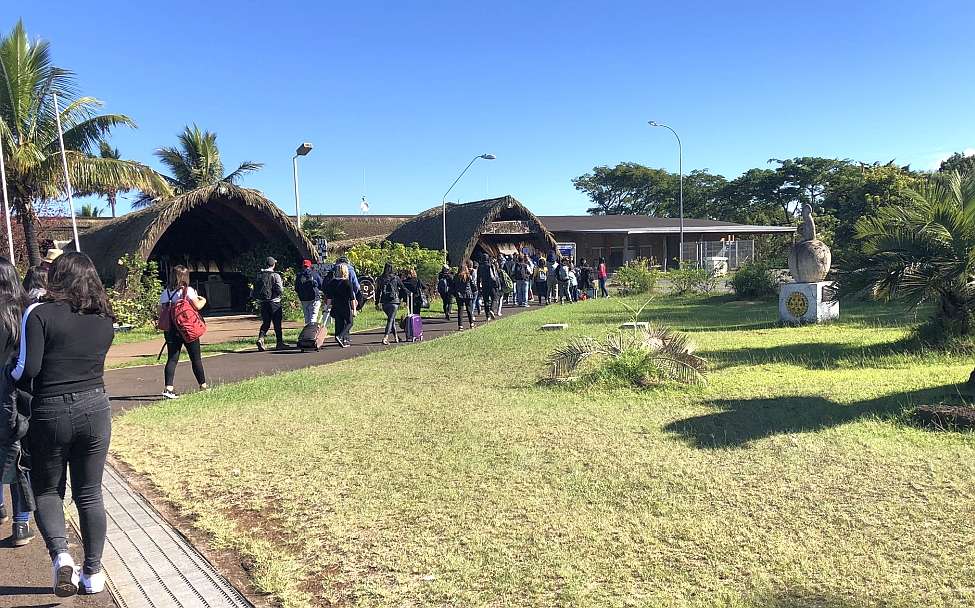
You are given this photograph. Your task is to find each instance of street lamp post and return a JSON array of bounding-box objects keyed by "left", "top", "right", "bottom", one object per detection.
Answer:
[
  {"left": 648, "top": 121, "right": 683, "bottom": 268},
  {"left": 441, "top": 153, "right": 495, "bottom": 264},
  {"left": 292, "top": 142, "right": 313, "bottom": 227}
]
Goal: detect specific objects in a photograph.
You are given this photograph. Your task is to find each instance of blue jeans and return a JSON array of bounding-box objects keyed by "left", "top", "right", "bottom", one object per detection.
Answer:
[
  {"left": 515, "top": 280, "right": 529, "bottom": 305},
  {"left": 1, "top": 481, "right": 31, "bottom": 523},
  {"left": 28, "top": 388, "right": 111, "bottom": 574},
  {"left": 382, "top": 302, "right": 399, "bottom": 338}
]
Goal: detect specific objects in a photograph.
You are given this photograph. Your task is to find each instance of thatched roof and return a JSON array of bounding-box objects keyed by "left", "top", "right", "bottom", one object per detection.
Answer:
[
  {"left": 306, "top": 214, "right": 410, "bottom": 240},
  {"left": 71, "top": 184, "right": 319, "bottom": 283},
  {"left": 386, "top": 196, "right": 557, "bottom": 264}
]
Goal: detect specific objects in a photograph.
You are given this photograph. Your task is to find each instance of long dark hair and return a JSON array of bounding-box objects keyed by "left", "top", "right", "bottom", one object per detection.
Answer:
[
  {"left": 22, "top": 265, "right": 47, "bottom": 294},
  {"left": 44, "top": 252, "right": 115, "bottom": 319},
  {"left": 382, "top": 262, "right": 395, "bottom": 277},
  {"left": 168, "top": 265, "right": 190, "bottom": 291},
  {"left": 0, "top": 257, "right": 28, "bottom": 356}
]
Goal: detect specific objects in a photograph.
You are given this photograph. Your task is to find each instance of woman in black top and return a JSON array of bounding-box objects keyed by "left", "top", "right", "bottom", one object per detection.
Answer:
[
  {"left": 0, "top": 257, "right": 34, "bottom": 547},
  {"left": 325, "top": 263, "right": 356, "bottom": 348},
  {"left": 160, "top": 265, "right": 208, "bottom": 399},
  {"left": 402, "top": 269, "right": 424, "bottom": 316},
  {"left": 12, "top": 252, "right": 115, "bottom": 597},
  {"left": 375, "top": 262, "right": 406, "bottom": 345},
  {"left": 450, "top": 265, "right": 477, "bottom": 330}
]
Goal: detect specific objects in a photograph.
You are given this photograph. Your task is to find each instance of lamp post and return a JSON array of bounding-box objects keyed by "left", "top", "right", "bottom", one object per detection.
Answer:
[
  {"left": 53, "top": 92, "right": 81, "bottom": 252},
  {"left": 0, "top": 126, "right": 14, "bottom": 261},
  {"left": 441, "top": 153, "right": 495, "bottom": 264},
  {"left": 292, "top": 142, "right": 313, "bottom": 228},
  {"left": 648, "top": 121, "right": 682, "bottom": 267}
]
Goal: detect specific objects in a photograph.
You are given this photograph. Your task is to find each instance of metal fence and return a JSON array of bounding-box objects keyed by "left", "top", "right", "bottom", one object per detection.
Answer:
[{"left": 680, "top": 240, "right": 755, "bottom": 270}]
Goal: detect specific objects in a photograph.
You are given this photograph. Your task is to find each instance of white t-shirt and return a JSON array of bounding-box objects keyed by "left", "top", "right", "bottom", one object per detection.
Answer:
[{"left": 160, "top": 286, "right": 199, "bottom": 304}]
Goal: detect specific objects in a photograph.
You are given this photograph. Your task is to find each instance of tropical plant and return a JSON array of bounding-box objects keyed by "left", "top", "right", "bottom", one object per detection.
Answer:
[
  {"left": 96, "top": 140, "right": 125, "bottom": 217},
  {"left": 669, "top": 265, "right": 719, "bottom": 296},
  {"left": 78, "top": 203, "right": 103, "bottom": 218},
  {"left": 302, "top": 216, "right": 347, "bottom": 242},
  {"left": 134, "top": 125, "right": 262, "bottom": 207},
  {"left": 728, "top": 260, "right": 779, "bottom": 299},
  {"left": 345, "top": 241, "right": 443, "bottom": 284},
  {"left": 106, "top": 254, "right": 163, "bottom": 327},
  {"left": 839, "top": 171, "right": 975, "bottom": 346},
  {"left": 547, "top": 324, "right": 708, "bottom": 386},
  {"left": 0, "top": 20, "right": 170, "bottom": 266}
]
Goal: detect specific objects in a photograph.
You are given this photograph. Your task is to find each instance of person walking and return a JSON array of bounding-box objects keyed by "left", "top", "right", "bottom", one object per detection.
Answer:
[
  {"left": 375, "top": 262, "right": 406, "bottom": 345},
  {"left": 325, "top": 264, "right": 357, "bottom": 348},
  {"left": 12, "top": 252, "right": 115, "bottom": 597},
  {"left": 451, "top": 264, "right": 476, "bottom": 330},
  {"left": 469, "top": 261, "right": 481, "bottom": 316},
  {"left": 437, "top": 265, "right": 454, "bottom": 319},
  {"left": 597, "top": 256, "right": 609, "bottom": 298},
  {"left": 567, "top": 260, "right": 579, "bottom": 302},
  {"left": 402, "top": 269, "right": 424, "bottom": 316},
  {"left": 159, "top": 265, "right": 208, "bottom": 400},
  {"left": 557, "top": 258, "right": 572, "bottom": 304},
  {"left": 547, "top": 255, "right": 560, "bottom": 303},
  {"left": 295, "top": 259, "right": 324, "bottom": 325},
  {"left": 513, "top": 254, "right": 530, "bottom": 307},
  {"left": 579, "top": 258, "right": 595, "bottom": 299},
  {"left": 253, "top": 257, "right": 285, "bottom": 351},
  {"left": 478, "top": 255, "right": 503, "bottom": 320},
  {"left": 0, "top": 257, "right": 34, "bottom": 548},
  {"left": 532, "top": 258, "right": 549, "bottom": 305}
]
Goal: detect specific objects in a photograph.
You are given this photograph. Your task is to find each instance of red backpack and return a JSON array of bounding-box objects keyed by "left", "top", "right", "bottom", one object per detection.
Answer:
[{"left": 168, "top": 287, "right": 207, "bottom": 343}]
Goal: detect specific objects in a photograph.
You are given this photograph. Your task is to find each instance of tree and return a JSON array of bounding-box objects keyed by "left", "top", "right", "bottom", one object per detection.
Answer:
[
  {"left": 717, "top": 168, "right": 791, "bottom": 224},
  {"left": 135, "top": 125, "right": 262, "bottom": 207},
  {"left": 938, "top": 152, "right": 975, "bottom": 176},
  {"left": 838, "top": 172, "right": 975, "bottom": 362},
  {"left": 572, "top": 163, "right": 675, "bottom": 215},
  {"left": 0, "top": 20, "right": 170, "bottom": 266},
  {"left": 769, "top": 157, "right": 847, "bottom": 217},
  {"left": 95, "top": 141, "right": 126, "bottom": 217},
  {"left": 302, "top": 217, "right": 347, "bottom": 241},
  {"left": 78, "top": 203, "right": 103, "bottom": 218}
]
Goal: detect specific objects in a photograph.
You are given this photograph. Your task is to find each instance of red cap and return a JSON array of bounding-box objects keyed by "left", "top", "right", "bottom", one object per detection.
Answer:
[{"left": 302, "top": 259, "right": 312, "bottom": 268}]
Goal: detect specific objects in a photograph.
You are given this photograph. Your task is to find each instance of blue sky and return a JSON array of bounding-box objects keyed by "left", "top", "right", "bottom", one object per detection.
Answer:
[{"left": 15, "top": 1, "right": 975, "bottom": 216}]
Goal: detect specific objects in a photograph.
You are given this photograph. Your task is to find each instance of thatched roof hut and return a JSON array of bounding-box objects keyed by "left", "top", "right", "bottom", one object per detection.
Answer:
[
  {"left": 386, "top": 196, "right": 557, "bottom": 264},
  {"left": 72, "top": 183, "right": 319, "bottom": 285}
]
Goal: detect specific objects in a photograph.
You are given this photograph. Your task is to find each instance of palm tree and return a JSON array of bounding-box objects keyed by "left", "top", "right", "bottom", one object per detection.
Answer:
[
  {"left": 96, "top": 141, "right": 125, "bottom": 217},
  {"left": 0, "top": 20, "right": 170, "bottom": 266},
  {"left": 78, "top": 203, "right": 102, "bottom": 218},
  {"left": 134, "top": 125, "right": 262, "bottom": 207}
]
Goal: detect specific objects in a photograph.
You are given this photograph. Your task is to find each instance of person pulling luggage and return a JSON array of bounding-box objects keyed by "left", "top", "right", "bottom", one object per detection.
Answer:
[{"left": 253, "top": 257, "right": 286, "bottom": 351}]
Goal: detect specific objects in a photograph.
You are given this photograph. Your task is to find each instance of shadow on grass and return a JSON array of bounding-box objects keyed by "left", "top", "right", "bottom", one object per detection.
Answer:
[
  {"left": 757, "top": 589, "right": 908, "bottom": 608},
  {"left": 664, "top": 384, "right": 961, "bottom": 448},
  {"left": 704, "top": 336, "right": 921, "bottom": 370}
]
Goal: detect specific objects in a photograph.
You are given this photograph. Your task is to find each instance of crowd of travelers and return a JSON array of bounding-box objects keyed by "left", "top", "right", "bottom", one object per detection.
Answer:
[{"left": 1, "top": 251, "right": 116, "bottom": 597}]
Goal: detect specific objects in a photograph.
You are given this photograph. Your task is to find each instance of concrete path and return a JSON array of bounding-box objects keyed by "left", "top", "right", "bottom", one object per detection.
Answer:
[
  {"left": 107, "top": 315, "right": 302, "bottom": 367},
  {"left": 2, "top": 304, "right": 537, "bottom": 607}
]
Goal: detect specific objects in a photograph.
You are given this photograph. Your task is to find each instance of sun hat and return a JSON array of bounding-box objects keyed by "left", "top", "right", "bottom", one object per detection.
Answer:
[{"left": 43, "top": 248, "right": 64, "bottom": 264}]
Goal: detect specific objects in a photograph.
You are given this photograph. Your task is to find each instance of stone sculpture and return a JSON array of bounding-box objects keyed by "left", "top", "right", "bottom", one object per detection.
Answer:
[
  {"left": 779, "top": 204, "right": 838, "bottom": 323},
  {"left": 787, "top": 204, "right": 831, "bottom": 282}
]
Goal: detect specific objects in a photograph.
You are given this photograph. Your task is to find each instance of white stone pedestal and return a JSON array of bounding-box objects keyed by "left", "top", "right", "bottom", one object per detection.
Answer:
[{"left": 779, "top": 281, "right": 839, "bottom": 324}]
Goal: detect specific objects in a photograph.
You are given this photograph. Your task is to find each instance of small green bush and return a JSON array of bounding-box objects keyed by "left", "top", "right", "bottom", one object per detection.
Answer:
[
  {"left": 614, "top": 259, "right": 661, "bottom": 295},
  {"left": 728, "top": 261, "right": 779, "bottom": 299},
  {"left": 346, "top": 241, "right": 443, "bottom": 285},
  {"left": 108, "top": 254, "right": 163, "bottom": 327},
  {"left": 668, "top": 266, "right": 719, "bottom": 296}
]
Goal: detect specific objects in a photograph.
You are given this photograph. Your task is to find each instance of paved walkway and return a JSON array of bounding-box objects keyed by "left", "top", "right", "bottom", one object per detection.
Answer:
[
  {"left": 107, "top": 315, "right": 302, "bottom": 367},
  {"left": 2, "top": 305, "right": 537, "bottom": 607}
]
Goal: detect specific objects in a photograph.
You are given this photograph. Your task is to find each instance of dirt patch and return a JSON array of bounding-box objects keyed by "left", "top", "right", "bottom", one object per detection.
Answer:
[{"left": 913, "top": 404, "right": 975, "bottom": 430}]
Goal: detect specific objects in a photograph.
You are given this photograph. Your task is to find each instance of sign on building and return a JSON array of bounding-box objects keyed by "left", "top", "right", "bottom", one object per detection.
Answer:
[{"left": 556, "top": 242, "right": 576, "bottom": 260}]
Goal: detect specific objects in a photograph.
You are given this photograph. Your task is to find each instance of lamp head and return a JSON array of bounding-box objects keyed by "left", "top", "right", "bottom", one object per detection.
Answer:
[
  {"left": 648, "top": 121, "right": 660, "bottom": 127},
  {"left": 295, "top": 142, "right": 313, "bottom": 156},
  {"left": 480, "top": 154, "right": 496, "bottom": 160}
]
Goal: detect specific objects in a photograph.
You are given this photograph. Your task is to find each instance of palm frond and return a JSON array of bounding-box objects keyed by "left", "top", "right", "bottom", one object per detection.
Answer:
[
  {"left": 547, "top": 336, "right": 601, "bottom": 378},
  {"left": 222, "top": 160, "right": 263, "bottom": 184}
]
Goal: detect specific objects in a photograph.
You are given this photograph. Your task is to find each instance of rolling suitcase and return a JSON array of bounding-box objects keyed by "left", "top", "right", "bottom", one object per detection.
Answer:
[
  {"left": 405, "top": 295, "right": 423, "bottom": 342},
  {"left": 297, "top": 322, "right": 327, "bottom": 351}
]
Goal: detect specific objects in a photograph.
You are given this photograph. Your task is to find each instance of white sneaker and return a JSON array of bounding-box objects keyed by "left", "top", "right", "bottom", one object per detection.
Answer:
[
  {"left": 161, "top": 389, "right": 179, "bottom": 400},
  {"left": 80, "top": 569, "right": 106, "bottom": 594},
  {"left": 52, "top": 552, "right": 79, "bottom": 597}
]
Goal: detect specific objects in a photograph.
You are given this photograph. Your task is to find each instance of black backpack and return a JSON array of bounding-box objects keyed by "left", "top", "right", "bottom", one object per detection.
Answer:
[
  {"left": 295, "top": 271, "right": 317, "bottom": 301},
  {"left": 253, "top": 271, "right": 278, "bottom": 301},
  {"left": 381, "top": 277, "right": 398, "bottom": 302}
]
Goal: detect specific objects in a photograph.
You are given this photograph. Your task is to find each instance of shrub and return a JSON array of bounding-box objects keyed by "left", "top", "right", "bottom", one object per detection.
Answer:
[
  {"left": 668, "top": 265, "right": 719, "bottom": 296},
  {"left": 107, "top": 254, "right": 163, "bottom": 327},
  {"left": 728, "top": 261, "right": 779, "bottom": 299},
  {"left": 614, "top": 259, "right": 661, "bottom": 295},
  {"left": 346, "top": 241, "right": 443, "bottom": 285}
]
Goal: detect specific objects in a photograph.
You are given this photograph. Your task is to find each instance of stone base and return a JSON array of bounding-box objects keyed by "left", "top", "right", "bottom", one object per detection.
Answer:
[{"left": 779, "top": 281, "right": 839, "bottom": 324}]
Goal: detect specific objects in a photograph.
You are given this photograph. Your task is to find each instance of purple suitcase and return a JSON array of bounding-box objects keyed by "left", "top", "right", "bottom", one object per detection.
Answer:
[{"left": 405, "top": 295, "right": 423, "bottom": 341}]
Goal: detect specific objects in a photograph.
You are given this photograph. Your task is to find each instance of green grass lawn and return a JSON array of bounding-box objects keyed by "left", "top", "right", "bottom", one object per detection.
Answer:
[{"left": 111, "top": 295, "right": 975, "bottom": 608}]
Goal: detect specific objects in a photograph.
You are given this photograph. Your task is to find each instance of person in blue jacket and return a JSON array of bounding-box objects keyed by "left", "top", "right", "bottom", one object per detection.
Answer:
[{"left": 295, "top": 260, "right": 324, "bottom": 324}]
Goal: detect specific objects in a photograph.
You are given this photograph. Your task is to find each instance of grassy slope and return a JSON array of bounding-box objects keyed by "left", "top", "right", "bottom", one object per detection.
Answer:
[{"left": 111, "top": 296, "right": 975, "bottom": 608}]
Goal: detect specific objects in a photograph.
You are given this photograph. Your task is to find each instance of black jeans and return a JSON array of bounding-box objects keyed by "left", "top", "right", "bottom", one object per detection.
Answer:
[
  {"left": 439, "top": 291, "right": 452, "bottom": 317},
  {"left": 482, "top": 289, "right": 501, "bottom": 318},
  {"left": 28, "top": 388, "right": 111, "bottom": 575},
  {"left": 456, "top": 297, "right": 473, "bottom": 328},
  {"left": 259, "top": 300, "right": 283, "bottom": 344},
  {"left": 164, "top": 330, "right": 206, "bottom": 387},
  {"left": 381, "top": 303, "right": 399, "bottom": 338},
  {"left": 334, "top": 315, "right": 353, "bottom": 342}
]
